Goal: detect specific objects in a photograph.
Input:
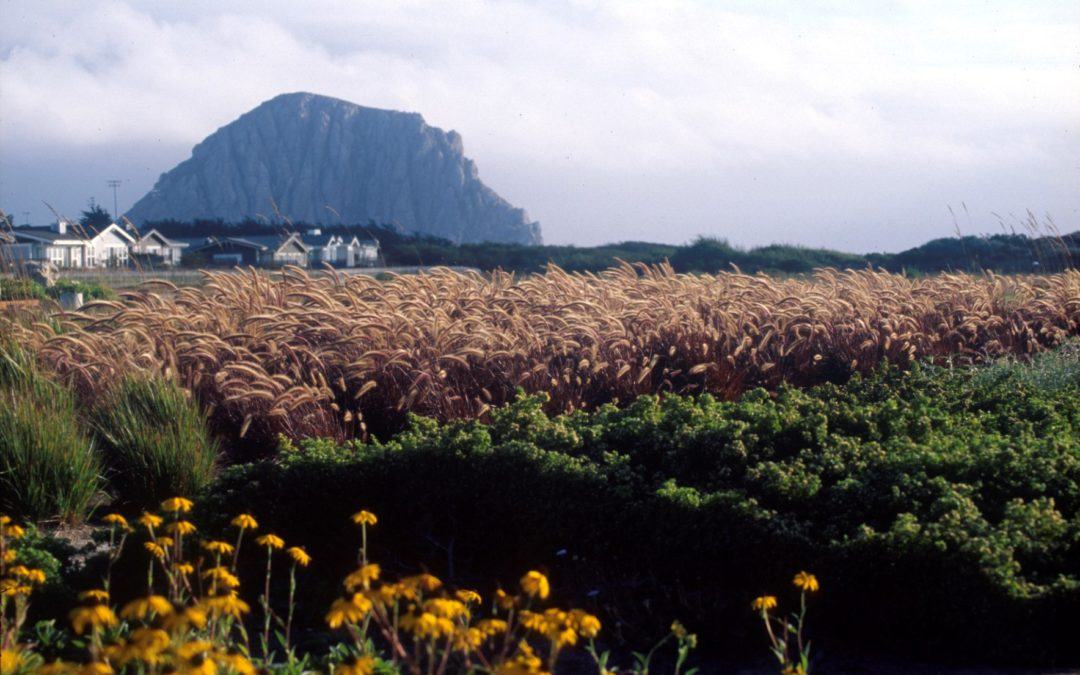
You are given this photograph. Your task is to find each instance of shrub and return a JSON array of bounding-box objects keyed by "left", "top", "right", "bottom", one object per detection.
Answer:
[
  {"left": 91, "top": 375, "right": 218, "bottom": 506},
  {"left": 0, "top": 344, "right": 101, "bottom": 523},
  {"left": 207, "top": 354, "right": 1080, "bottom": 665},
  {"left": 0, "top": 278, "right": 46, "bottom": 301},
  {"left": 46, "top": 279, "right": 116, "bottom": 302}
]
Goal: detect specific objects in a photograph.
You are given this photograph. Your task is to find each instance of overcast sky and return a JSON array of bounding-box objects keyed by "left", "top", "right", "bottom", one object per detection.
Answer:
[{"left": 1, "top": 0, "right": 1077, "bottom": 251}]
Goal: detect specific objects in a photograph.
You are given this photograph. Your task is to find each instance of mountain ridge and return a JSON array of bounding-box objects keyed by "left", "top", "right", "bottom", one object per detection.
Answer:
[{"left": 125, "top": 92, "right": 541, "bottom": 245}]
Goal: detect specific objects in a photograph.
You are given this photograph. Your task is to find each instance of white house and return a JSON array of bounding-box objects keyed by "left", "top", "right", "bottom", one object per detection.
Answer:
[
  {"left": 1, "top": 221, "right": 135, "bottom": 268},
  {"left": 130, "top": 229, "right": 189, "bottom": 266},
  {"left": 303, "top": 229, "right": 380, "bottom": 268}
]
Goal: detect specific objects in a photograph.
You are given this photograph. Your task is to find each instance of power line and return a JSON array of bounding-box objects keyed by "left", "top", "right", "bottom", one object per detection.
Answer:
[{"left": 107, "top": 179, "right": 121, "bottom": 220}]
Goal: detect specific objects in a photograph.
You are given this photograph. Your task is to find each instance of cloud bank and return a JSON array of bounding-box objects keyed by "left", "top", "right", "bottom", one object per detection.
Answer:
[{"left": 1, "top": 0, "right": 1077, "bottom": 250}]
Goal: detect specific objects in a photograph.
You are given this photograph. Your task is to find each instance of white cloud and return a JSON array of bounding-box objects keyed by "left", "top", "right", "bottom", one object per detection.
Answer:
[{"left": 1, "top": 0, "right": 1077, "bottom": 249}]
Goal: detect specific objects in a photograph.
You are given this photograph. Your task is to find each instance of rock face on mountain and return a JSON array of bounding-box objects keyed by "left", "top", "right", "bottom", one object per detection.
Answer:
[{"left": 126, "top": 93, "right": 541, "bottom": 244}]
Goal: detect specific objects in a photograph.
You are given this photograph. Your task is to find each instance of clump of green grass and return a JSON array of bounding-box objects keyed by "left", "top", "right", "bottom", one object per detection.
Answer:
[
  {"left": 0, "top": 342, "right": 102, "bottom": 523},
  {"left": 971, "top": 338, "right": 1080, "bottom": 393},
  {"left": 91, "top": 375, "right": 219, "bottom": 505}
]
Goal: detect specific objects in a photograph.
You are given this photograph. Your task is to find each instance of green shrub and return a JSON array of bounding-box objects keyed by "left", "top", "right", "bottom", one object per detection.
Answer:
[
  {"left": 46, "top": 278, "right": 116, "bottom": 301},
  {"left": 0, "top": 277, "right": 47, "bottom": 301},
  {"left": 91, "top": 375, "right": 218, "bottom": 506},
  {"left": 207, "top": 352, "right": 1080, "bottom": 665},
  {"left": 0, "top": 344, "right": 101, "bottom": 523}
]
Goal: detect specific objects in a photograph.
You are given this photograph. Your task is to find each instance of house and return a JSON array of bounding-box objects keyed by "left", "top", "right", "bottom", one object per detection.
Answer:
[
  {"left": 130, "top": 229, "right": 189, "bottom": 266},
  {"left": 1, "top": 220, "right": 135, "bottom": 268},
  {"left": 187, "top": 233, "right": 310, "bottom": 267},
  {"left": 302, "top": 229, "right": 381, "bottom": 268},
  {"left": 303, "top": 229, "right": 345, "bottom": 268},
  {"left": 348, "top": 236, "right": 381, "bottom": 267}
]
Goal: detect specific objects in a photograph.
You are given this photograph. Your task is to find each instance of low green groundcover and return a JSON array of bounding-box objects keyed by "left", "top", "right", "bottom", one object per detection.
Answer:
[{"left": 206, "top": 348, "right": 1080, "bottom": 665}]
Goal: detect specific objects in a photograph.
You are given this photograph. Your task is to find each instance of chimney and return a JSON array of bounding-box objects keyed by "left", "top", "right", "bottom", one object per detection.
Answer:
[{"left": 53, "top": 220, "right": 68, "bottom": 235}]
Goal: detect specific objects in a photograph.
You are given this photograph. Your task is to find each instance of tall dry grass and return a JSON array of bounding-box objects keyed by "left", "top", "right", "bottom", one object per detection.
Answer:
[{"left": 6, "top": 264, "right": 1079, "bottom": 445}]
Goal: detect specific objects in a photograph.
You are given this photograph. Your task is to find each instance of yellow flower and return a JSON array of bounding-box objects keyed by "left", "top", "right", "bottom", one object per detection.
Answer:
[
  {"left": 77, "top": 662, "right": 114, "bottom": 674},
  {"left": 120, "top": 595, "right": 174, "bottom": 621},
  {"left": 752, "top": 595, "right": 778, "bottom": 611},
  {"left": 231, "top": 513, "right": 259, "bottom": 530},
  {"left": 175, "top": 640, "right": 214, "bottom": 660},
  {"left": 781, "top": 666, "right": 807, "bottom": 675},
  {"left": 1, "top": 649, "right": 23, "bottom": 673},
  {"left": 402, "top": 611, "right": 455, "bottom": 639},
  {"left": 2, "top": 549, "right": 14, "bottom": 563},
  {"left": 176, "top": 562, "right": 195, "bottom": 576},
  {"left": 456, "top": 589, "right": 482, "bottom": 605},
  {"left": 325, "top": 593, "right": 373, "bottom": 628},
  {"left": 555, "top": 626, "right": 578, "bottom": 647},
  {"left": 166, "top": 520, "right": 197, "bottom": 536},
  {"left": 520, "top": 570, "right": 550, "bottom": 600},
  {"left": 793, "top": 571, "right": 820, "bottom": 593},
  {"left": 163, "top": 606, "right": 208, "bottom": 632},
  {"left": 495, "top": 588, "right": 517, "bottom": 610},
  {"left": 69, "top": 604, "right": 119, "bottom": 634},
  {"left": 351, "top": 510, "right": 377, "bottom": 526},
  {"left": 201, "top": 592, "right": 250, "bottom": 618},
  {"left": 202, "top": 540, "right": 235, "bottom": 555},
  {"left": 520, "top": 610, "right": 546, "bottom": 633},
  {"left": 161, "top": 497, "right": 194, "bottom": 513},
  {"left": 0, "top": 578, "right": 31, "bottom": 596},
  {"left": 128, "top": 627, "right": 170, "bottom": 661},
  {"left": 157, "top": 536, "right": 174, "bottom": 547},
  {"left": 496, "top": 641, "right": 544, "bottom": 675},
  {"left": 10, "top": 565, "right": 47, "bottom": 585},
  {"left": 213, "top": 652, "right": 256, "bottom": 674},
  {"left": 138, "top": 512, "right": 163, "bottom": 529},
  {"left": 401, "top": 572, "right": 442, "bottom": 593},
  {"left": 255, "top": 533, "right": 285, "bottom": 549},
  {"left": 202, "top": 566, "right": 241, "bottom": 590},
  {"left": 424, "top": 597, "right": 469, "bottom": 620},
  {"left": 376, "top": 582, "right": 412, "bottom": 604},
  {"left": 102, "top": 513, "right": 129, "bottom": 528},
  {"left": 454, "top": 627, "right": 485, "bottom": 652},
  {"left": 336, "top": 655, "right": 377, "bottom": 675},
  {"left": 2, "top": 523, "right": 25, "bottom": 539},
  {"left": 286, "top": 546, "right": 312, "bottom": 566},
  {"left": 343, "top": 563, "right": 381, "bottom": 591},
  {"left": 79, "top": 589, "right": 110, "bottom": 603},
  {"left": 571, "top": 610, "right": 601, "bottom": 638},
  {"left": 477, "top": 618, "right": 509, "bottom": 636},
  {"left": 144, "top": 542, "right": 167, "bottom": 559}
]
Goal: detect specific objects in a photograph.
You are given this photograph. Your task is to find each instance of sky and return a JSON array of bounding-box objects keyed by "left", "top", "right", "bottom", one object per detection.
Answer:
[{"left": 1, "top": 0, "right": 1077, "bottom": 252}]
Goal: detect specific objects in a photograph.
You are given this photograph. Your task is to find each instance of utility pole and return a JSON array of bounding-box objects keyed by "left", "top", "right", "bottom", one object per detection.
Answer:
[{"left": 107, "top": 179, "right": 121, "bottom": 220}]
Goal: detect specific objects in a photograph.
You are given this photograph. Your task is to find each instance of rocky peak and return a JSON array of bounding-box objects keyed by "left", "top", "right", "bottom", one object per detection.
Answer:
[{"left": 126, "top": 92, "right": 541, "bottom": 245}]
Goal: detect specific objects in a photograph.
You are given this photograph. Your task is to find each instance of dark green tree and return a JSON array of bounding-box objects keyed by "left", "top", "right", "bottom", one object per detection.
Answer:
[{"left": 79, "top": 202, "right": 112, "bottom": 230}]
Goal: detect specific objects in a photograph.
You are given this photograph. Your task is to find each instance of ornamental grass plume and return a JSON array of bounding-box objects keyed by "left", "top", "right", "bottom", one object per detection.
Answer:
[{"left": 7, "top": 266, "right": 1076, "bottom": 447}]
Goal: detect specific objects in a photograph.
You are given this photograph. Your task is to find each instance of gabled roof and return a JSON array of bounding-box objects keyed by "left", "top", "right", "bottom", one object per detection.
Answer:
[
  {"left": 302, "top": 233, "right": 340, "bottom": 248},
  {"left": 188, "top": 233, "right": 309, "bottom": 254},
  {"left": 136, "top": 229, "right": 188, "bottom": 248}
]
